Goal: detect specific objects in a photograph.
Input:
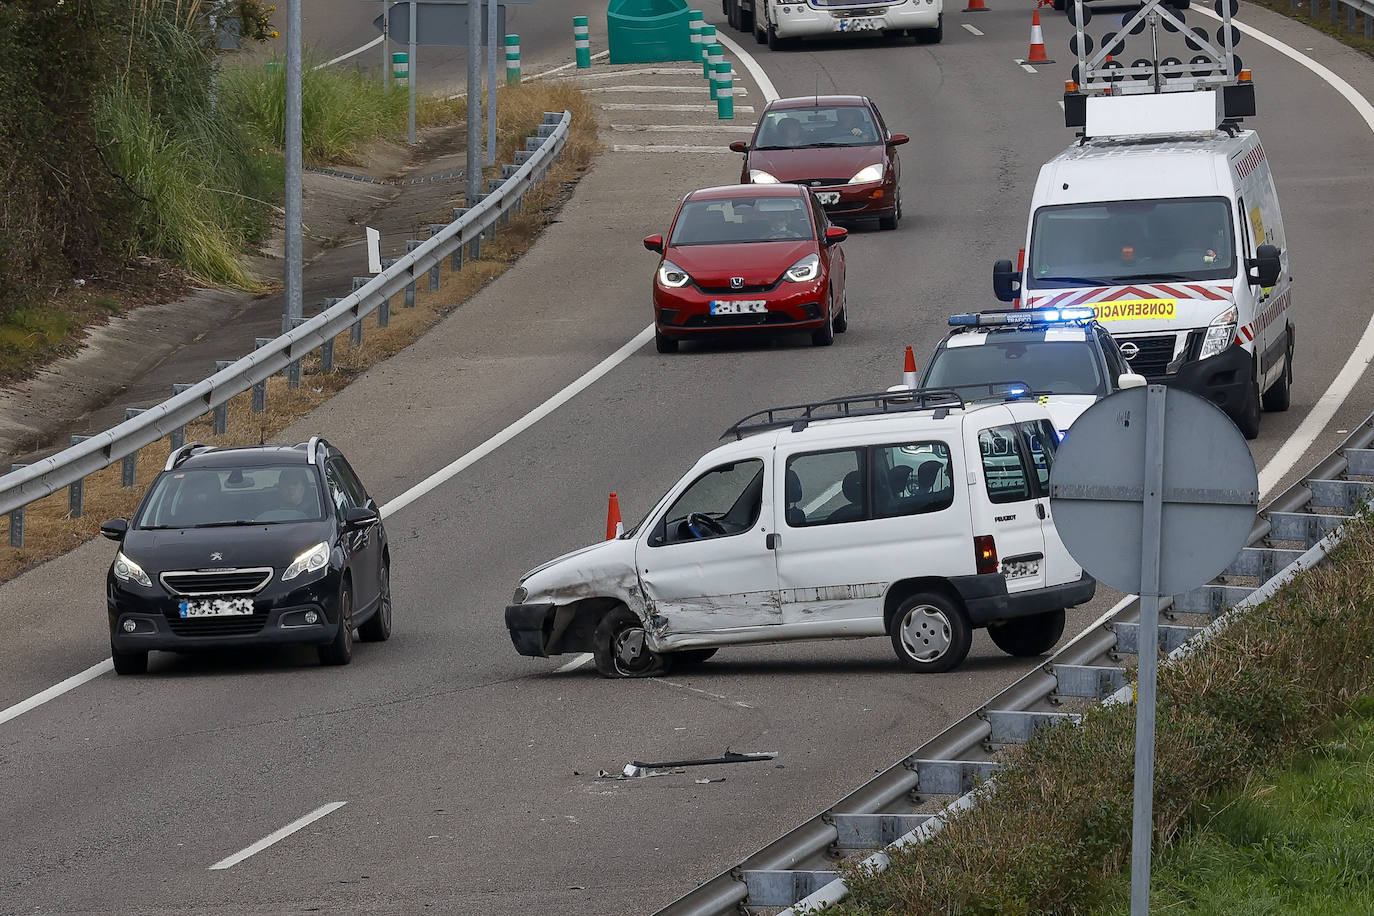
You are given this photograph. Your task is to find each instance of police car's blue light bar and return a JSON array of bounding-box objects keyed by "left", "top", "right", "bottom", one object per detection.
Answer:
[{"left": 949, "top": 307, "right": 1096, "bottom": 327}]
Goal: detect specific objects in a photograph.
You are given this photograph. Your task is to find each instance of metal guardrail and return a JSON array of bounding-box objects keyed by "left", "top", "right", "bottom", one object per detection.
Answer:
[
  {"left": 0, "top": 110, "right": 573, "bottom": 532},
  {"left": 654, "top": 408, "right": 1374, "bottom": 915},
  {"left": 1302, "top": 0, "right": 1374, "bottom": 40}
]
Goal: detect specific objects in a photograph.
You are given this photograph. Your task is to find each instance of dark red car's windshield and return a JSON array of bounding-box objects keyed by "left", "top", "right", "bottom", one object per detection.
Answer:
[
  {"left": 669, "top": 197, "right": 815, "bottom": 246},
  {"left": 754, "top": 106, "right": 880, "bottom": 149}
]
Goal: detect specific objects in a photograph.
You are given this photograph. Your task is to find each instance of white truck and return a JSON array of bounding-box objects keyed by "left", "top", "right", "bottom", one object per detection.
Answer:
[
  {"left": 745, "top": 0, "right": 942, "bottom": 48},
  {"left": 994, "top": 47, "right": 1292, "bottom": 440}
]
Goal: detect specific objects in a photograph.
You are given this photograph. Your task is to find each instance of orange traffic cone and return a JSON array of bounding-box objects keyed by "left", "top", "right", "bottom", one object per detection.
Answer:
[
  {"left": 965, "top": 0, "right": 988, "bottom": 12},
  {"left": 903, "top": 346, "right": 919, "bottom": 389},
  {"left": 606, "top": 492, "right": 624, "bottom": 540},
  {"left": 1022, "top": 8, "right": 1054, "bottom": 64}
]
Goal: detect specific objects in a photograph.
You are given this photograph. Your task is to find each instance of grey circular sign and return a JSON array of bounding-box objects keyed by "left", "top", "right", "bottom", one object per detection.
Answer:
[{"left": 1049, "top": 386, "right": 1258, "bottom": 596}]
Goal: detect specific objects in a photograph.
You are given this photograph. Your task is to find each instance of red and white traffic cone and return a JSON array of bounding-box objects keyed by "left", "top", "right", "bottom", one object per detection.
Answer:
[
  {"left": 965, "top": 0, "right": 989, "bottom": 13},
  {"left": 1022, "top": 8, "right": 1054, "bottom": 65},
  {"left": 606, "top": 492, "right": 624, "bottom": 540},
  {"left": 903, "top": 346, "right": 919, "bottom": 389}
]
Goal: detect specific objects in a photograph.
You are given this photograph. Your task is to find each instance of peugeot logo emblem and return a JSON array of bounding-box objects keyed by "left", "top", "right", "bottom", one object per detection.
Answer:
[
  {"left": 210, "top": 552, "right": 223, "bottom": 562},
  {"left": 730, "top": 277, "right": 745, "bottom": 289},
  {"left": 1120, "top": 342, "right": 1140, "bottom": 360}
]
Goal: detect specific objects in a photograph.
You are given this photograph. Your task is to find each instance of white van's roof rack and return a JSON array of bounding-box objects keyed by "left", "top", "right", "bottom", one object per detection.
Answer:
[{"left": 1063, "top": 0, "right": 1256, "bottom": 132}]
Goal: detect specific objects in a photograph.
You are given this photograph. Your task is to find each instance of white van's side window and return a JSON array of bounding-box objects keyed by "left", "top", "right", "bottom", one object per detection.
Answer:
[
  {"left": 786, "top": 449, "right": 866, "bottom": 527},
  {"left": 873, "top": 442, "right": 954, "bottom": 518},
  {"left": 654, "top": 459, "right": 765, "bottom": 545},
  {"left": 1016, "top": 420, "right": 1058, "bottom": 496},
  {"left": 980, "top": 426, "right": 1033, "bottom": 504}
]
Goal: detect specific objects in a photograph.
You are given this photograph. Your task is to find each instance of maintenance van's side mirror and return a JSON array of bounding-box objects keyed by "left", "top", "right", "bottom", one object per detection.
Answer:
[{"left": 1249, "top": 244, "right": 1281, "bottom": 287}]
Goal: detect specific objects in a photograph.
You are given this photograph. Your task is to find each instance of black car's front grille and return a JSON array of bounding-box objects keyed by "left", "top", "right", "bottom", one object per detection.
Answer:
[
  {"left": 165, "top": 609, "right": 270, "bottom": 637},
  {"left": 1118, "top": 335, "right": 1177, "bottom": 378},
  {"left": 803, "top": 178, "right": 849, "bottom": 187},
  {"left": 160, "top": 568, "right": 273, "bottom": 596}
]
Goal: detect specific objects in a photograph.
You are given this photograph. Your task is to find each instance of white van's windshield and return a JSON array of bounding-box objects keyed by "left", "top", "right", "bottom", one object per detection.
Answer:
[{"left": 1027, "top": 196, "right": 1236, "bottom": 287}]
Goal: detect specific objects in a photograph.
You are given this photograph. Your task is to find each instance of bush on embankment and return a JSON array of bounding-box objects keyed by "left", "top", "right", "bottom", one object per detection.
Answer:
[{"left": 831, "top": 513, "right": 1374, "bottom": 915}]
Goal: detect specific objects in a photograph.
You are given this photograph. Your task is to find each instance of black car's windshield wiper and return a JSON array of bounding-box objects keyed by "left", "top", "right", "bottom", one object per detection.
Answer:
[
  {"left": 752, "top": 144, "right": 794, "bottom": 151},
  {"left": 805, "top": 141, "right": 866, "bottom": 148},
  {"left": 188, "top": 520, "right": 262, "bottom": 528}
]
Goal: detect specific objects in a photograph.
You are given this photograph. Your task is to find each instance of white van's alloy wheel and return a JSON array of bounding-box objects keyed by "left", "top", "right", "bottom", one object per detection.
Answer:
[
  {"left": 890, "top": 592, "right": 972, "bottom": 673},
  {"left": 899, "top": 604, "right": 951, "bottom": 660}
]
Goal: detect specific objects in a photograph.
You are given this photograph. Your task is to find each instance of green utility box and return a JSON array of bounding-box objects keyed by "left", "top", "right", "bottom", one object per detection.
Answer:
[{"left": 607, "top": 0, "right": 694, "bottom": 63}]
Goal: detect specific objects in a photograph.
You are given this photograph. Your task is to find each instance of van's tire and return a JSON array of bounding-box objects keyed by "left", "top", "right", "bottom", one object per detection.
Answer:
[
  {"left": 655, "top": 329, "right": 679, "bottom": 353},
  {"left": 1052, "top": 0, "right": 1066, "bottom": 9},
  {"left": 913, "top": 15, "right": 942, "bottom": 44},
  {"left": 755, "top": 13, "right": 767, "bottom": 43},
  {"left": 1262, "top": 327, "right": 1294, "bottom": 413},
  {"left": 671, "top": 648, "right": 718, "bottom": 667},
  {"left": 111, "top": 645, "right": 148, "bottom": 675},
  {"left": 593, "top": 606, "right": 669, "bottom": 678},
  {"left": 767, "top": 21, "right": 789, "bottom": 50},
  {"left": 740, "top": 7, "right": 754, "bottom": 32},
  {"left": 358, "top": 563, "right": 392, "bottom": 642},
  {"left": 988, "top": 609, "right": 1066, "bottom": 657},
  {"left": 1236, "top": 361, "right": 1262, "bottom": 440},
  {"left": 890, "top": 592, "right": 972, "bottom": 673},
  {"left": 318, "top": 581, "right": 355, "bottom": 666}
]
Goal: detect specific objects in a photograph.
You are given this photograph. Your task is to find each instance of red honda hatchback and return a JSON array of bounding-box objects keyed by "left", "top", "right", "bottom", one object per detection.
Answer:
[
  {"left": 643, "top": 184, "right": 848, "bottom": 353},
  {"left": 729, "top": 95, "right": 907, "bottom": 230}
]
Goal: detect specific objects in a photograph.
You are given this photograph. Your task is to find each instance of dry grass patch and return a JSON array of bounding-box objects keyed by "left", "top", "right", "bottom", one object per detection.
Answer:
[{"left": 0, "top": 82, "right": 598, "bottom": 585}]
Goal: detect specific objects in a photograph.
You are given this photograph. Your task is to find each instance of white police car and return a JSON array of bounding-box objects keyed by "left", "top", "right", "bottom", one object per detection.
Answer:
[
  {"left": 505, "top": 389, "right": 1095, "bottom": 677},
  {"left": 919, "top": 308, "right": 1145, "bottom": 437}
]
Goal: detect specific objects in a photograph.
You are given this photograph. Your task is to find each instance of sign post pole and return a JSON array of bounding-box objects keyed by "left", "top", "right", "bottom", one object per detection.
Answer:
[
  {"left": 466, "top": 0, "right": 482, "bottom": 203},
  {"left": 408, "top": 0, "right": 418, "bottom": 142},
  {"left": 486, "top": 0, "right": 498, "bottom": 165}
]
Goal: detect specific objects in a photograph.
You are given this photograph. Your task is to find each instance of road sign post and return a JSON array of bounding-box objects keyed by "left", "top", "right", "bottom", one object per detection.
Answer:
[{"left": 1049, "top": 385, "right": 1258, "bottom": 915}]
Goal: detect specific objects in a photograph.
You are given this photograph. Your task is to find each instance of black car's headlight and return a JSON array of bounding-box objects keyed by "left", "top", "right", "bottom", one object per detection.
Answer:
[
  {"left": 112, "top": 551, "right": 152, "bottom": 588},
  {"left": 282, "top": 541, "right": 330, "bottom": 582}
]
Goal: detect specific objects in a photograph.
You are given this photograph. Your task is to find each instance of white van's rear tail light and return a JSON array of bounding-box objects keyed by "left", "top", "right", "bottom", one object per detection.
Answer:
[{"left": 974, "top": 535, "right": 998, "bottom": 576}]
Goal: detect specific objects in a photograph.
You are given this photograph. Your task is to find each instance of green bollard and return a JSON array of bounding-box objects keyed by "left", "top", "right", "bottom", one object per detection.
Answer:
[
  {"left": 505, "top": 35, "right": 521, "bottom": 84},
  {"left": 700, "top": 24, "right": 716, "bottom": 78},
  {"left": 573, "top": 16, "right": 591, "bottom": 68},
  {"left": 689, "top": 10, "right": 704, "bottom": 64},
  {"left": 707, "top": 44, "right": 724, "bottom": 99},
  {"left": 393, "top": 52, "right": 409, "bottom": 86},
  {"left": 716, "top": 62, "right": 734, "bottom": 120}
]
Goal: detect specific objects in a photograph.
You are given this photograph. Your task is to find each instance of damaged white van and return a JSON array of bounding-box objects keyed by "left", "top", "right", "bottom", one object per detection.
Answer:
[
  {"left": 505, "top": 390, "right": 1095, "bottom": 677},
  {"left": 993, "top": 85, "right": 1292, "bottom": 439}
]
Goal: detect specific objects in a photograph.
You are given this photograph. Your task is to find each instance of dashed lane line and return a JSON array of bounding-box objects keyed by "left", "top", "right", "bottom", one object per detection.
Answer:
[
  {"left": 962, "top": 23, "right": 984, "bottom": 36},
  {"left": 600, "top": 102, "right": 756, "bottom": 112},
  {"left": 611, "top": 123, "right": 754, "bottom": 133},
  {"left": 612, "top": 144, "right": 736, "bottom": 153},
  {"left": 209, "top": 803, "right": 347, "bottom": 870},
  {"left": 584, "top": 84, "right": 749, "bottom": 96}
]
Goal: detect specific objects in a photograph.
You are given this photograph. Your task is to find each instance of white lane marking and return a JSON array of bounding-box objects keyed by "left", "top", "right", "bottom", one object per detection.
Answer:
[
  {"left": 600, "top": 102, "right": 756, "bottom": 112},
  {"left": 962, "top": 23, "right": 984, "bottom": 36},
  {"left": 712, "top": 29, "right": 781, "bottom": 102},
  {"left": 1058, "top": 100, "right": 1065, "bottom": 111},
  {"left": 1020, "top": 62, "right": 1038, "bottom": 73},
  {"left": 585, "top": 85, "right": 748, "bottom": 96},
  {"left": 528, "top": 50, "right": 610, "bottom": 80},
  {"left": 380, "top": 326, "right": 655, "bottom": 518},
  {"left": 612, "top": 144, "right": 733, "bottom": 153},
  {"left": 0, "top": 659, "right": 112, "bottom": 727},
  {"left": 611, "top": 123, "right": 754, "bottom": 133},
  {"left": 1189, "top": 7, "right": 1374, "bottom": 494},
  {"left": 209, "top": 802, "right": 347, "bottom": 870},
  {"left": 315, "top": 36, "right": 383, "bottom": 70},
  {"left": 557, "top": 653, "right": 594, "bottom": 673}
]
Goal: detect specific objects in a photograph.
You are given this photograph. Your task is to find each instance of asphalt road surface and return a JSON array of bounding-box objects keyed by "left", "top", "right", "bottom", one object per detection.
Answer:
[{"left": 4, "top": 3, "right": 1374, "bottom": 914}]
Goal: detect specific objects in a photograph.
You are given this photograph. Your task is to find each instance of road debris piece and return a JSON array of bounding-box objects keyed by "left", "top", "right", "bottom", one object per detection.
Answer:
[
  {"left": 694, "top": 777, "right": 726, "bottom": 784},
  {"left": 622, "top": 750, "right": 778, "bottom": 777}
]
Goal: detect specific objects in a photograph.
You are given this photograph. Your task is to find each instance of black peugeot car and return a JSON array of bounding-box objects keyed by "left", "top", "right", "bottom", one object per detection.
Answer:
[{"left": 101, "top": 437, "right": 391, "bottom": 674}]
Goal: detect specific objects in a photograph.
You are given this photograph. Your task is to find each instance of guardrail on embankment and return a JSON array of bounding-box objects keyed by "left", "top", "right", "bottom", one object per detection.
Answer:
[
  {"left": 1303, "top": 0, "right": 1374, "bottom": 40},
  {"left": 0, "top": 111, "right": 572, "bottom": 540},
  {"left": 654, "top": 409, "right": 1374, "bottom": 915}
]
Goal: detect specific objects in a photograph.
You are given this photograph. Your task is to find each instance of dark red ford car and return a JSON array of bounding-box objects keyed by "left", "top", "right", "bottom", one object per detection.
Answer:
[
  {"left": 729, "top": 95, "right": 907, "bottom": 230},
  {"left": 643, "top": 184, "right": 848, "bottom": 353}
]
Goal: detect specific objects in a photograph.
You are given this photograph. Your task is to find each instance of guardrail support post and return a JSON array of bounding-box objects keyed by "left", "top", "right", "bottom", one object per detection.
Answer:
[
  {"left": 427, "top": 227, "right": 448, "bottom": 289},
  {"left": 573, "top": 16, "right": 591, "bottom": 68},
  {"left": 253, "top": 338, "right": 272, "bottom": 412},
  {"left": 404, "top": 242, "right": 421, "bottom": 306},
  {"left": 466, "top": 201, "right": 484, "bottom": 258},
  {"left": 68, "top": 436, "right": 90, "bottom": 518},
  {"left": 170, "top": 385, "right": 194, "bottom": 448},
  {"left": 350, "top": 278, "right": 369, "bottom": 344},
  {"left": 284, "top": 320, "right": 307, "bottom": 386},
  {"left": 122, "top": 409, "right": 147, "bottom": 484},
  {"left": 9, "top": 464, "right": 28, "bottom": 547},
  {"left": 211, "top": 365, "right": 232, "bottom": 433},
  {"left": 451, "top": 209, "right": 469, "bottom": 271},
  {"left": 319, "top": 304, "right": 340, "bottom": 371},
  {"left": 379, "top": 259, "right": 396, "bottom": 325}
]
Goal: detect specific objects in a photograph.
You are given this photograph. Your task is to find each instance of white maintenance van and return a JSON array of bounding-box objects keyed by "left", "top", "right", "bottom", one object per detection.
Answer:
[{"left": 993, "top": 1, "right": 1292, "bottom": 439}]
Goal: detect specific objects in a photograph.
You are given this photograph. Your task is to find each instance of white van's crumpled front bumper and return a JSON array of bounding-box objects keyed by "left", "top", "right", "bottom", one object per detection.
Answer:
[{"left": 775, "top": 0, "right": 939, "bottom": 37}]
